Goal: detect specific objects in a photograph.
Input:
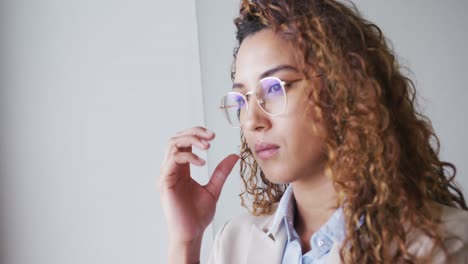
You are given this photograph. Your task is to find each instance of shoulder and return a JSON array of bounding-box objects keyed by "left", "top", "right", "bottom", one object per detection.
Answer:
[
  {"left": 407, "top": 202, "right": 468, "bottom": 262},
  {"left": 437, "top": 202, "right": 468, "bottom": 239},
  {"left": 436, "top": 203, "right": 468, "bottom": 259},
  {"left": 207, "top": 204, "right": 278, "bottom": 264},
  {"left": 217, "top": 203, "right": 278, "bottom": 240}
]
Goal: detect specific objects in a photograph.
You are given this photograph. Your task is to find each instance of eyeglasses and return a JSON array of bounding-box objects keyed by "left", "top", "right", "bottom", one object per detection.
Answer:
[{"left": 219, "top": 76, "right": 302, "bottom": 127}]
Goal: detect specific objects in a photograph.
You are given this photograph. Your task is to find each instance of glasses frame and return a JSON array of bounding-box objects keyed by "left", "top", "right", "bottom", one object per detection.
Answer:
[{"left": 219, "top": 76, "right": 294, "bottom": 128}]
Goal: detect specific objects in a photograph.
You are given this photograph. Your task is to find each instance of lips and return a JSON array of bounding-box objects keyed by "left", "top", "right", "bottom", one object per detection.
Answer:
[{"left": 254, "top": 142, "right": 280, "bottom": 160}]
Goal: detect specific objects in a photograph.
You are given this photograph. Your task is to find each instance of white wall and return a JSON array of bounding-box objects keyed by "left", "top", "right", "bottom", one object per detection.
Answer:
[{"left": 0, "top": 0, "right": 210, "bottom": 263}]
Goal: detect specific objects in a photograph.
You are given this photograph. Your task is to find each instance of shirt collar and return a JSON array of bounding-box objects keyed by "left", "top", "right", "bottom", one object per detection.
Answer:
[
  {"left": 266, "top": 185, "right": 348, "bottom": 244},
  {"left": 267, "top": 185, "right": 294, "bottom": 237}
]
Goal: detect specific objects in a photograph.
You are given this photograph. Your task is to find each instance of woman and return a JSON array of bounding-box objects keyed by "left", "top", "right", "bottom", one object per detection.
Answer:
[{"left": 159, "top": 0, "right": 468, "bottom": 263}]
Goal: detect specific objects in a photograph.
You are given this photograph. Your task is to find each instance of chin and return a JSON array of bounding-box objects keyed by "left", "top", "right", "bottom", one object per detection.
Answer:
[{"left": 260, "top": 167, "right": 294, "bottom": 185}]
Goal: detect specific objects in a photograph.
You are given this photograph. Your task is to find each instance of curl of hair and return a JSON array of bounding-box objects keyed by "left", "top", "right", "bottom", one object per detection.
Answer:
[{"left": 233, "top": 0, "right": 467, "bottom": 262}]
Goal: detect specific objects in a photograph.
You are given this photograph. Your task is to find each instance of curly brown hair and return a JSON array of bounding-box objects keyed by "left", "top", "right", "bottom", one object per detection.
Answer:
[{"left": 232, "top": 0, "right": 467, "bottom": 263}]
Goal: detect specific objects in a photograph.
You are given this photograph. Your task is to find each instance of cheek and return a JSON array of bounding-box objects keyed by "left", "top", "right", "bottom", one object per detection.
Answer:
[
  {"left": 298, "top": 95, "right": 326, "bottom": 136},
  {"left": 287, "top": 118, "right": 328, "bottom": 166},
  {"left": 286, "top": 96, "right": 317, "bottom": 130},
  {"left": 296, "top": 84, "right": 323, "bottom": 122},
  {"left": 285, "top": 103, "right": 327, "bottom": 148}
]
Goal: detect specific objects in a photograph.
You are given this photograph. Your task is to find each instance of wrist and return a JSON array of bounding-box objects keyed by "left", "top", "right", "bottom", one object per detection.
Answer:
[{"left": 168, "top": 237, "right": 203, "bottom": 264}]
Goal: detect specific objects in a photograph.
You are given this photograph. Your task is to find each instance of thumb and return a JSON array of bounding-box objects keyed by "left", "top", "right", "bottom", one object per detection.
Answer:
[{"left": 205, "top": 154, "right": 239, "bottom": 201}]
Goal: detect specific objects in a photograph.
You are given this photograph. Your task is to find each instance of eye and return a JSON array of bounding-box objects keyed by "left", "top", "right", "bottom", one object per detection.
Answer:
[
  {"left": 267, "top": 83, "right": 282, "bottom": 94},
  {"left": 235, "top": 96, "right": 246, "bottom": 108}
]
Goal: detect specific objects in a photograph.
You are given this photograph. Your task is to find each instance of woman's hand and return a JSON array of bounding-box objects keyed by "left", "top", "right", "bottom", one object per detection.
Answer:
[{"left": 159, "top": 126, "right": 239, "bottom": 261}]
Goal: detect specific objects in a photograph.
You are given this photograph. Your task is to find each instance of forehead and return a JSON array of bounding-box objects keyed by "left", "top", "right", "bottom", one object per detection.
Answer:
[{"left": 234, "top": 29, "right": 301, "bottom": 82}]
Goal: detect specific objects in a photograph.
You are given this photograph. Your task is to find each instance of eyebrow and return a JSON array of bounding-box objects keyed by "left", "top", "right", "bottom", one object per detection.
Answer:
[{"left": 232, "top": 64, "right": 300, "bottom": 90}]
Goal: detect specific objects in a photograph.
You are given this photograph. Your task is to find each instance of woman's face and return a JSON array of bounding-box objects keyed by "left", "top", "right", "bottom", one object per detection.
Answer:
[{"left": 234, "top": 29, "right": 328, "bottom": 184}]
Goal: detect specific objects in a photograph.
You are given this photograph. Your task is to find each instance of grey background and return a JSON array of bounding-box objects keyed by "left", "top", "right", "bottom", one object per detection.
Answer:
[
  {"left": 1, "top": 0, "right": 467, "bottom": 263},
  {"left": 0, "top": 0, "right": 212, "bottom": 263}
]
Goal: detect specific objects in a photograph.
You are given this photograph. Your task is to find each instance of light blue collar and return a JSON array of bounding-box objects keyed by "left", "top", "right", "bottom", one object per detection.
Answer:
[{"left": 267, "top": 185, "right": 347, "bottom": 248}]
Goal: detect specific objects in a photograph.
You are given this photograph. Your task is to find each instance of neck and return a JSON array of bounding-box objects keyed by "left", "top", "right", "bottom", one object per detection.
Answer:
[{"left": 291, "top": 173, "right": 338, "bottom": 237}]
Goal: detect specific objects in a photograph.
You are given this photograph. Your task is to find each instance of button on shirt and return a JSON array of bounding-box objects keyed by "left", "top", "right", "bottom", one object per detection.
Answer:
[{"left": 268, "top": 186, "right": 347, "bottom": 264}]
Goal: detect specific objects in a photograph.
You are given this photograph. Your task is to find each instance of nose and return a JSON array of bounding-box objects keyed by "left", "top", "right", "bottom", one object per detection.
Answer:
[{"left": 241, "top": 95, "right": 270, "bottom": 132}]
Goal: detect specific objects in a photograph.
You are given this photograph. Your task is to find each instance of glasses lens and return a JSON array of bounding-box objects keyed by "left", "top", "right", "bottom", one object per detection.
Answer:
[
  {"left": 257, "top": 77, "right": 286, "bottom": 115},
  {"left": 220, "top": 92, "right": 246, "bottom": 127}
]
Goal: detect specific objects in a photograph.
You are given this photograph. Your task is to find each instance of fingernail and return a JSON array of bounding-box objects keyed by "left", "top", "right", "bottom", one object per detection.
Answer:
[
  {"left": 201, "top": 139, "right": 209, "bottom": 145},
  {"left": 205, "top": 130, "right": 214, "bottom": 136}
]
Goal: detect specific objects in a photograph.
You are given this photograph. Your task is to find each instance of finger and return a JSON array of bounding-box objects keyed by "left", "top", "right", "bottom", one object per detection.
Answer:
[
  {"left": 205, "top": 154, "right": 239, "bottom": 200},
  {"left": 173, "top": 152, "right": 206, "bottom": 166},
  {"left": 161, "top": 151, "right": 205, "bottom": 177},
  {"left": 167, "top": 135, "right": 210, "bottom": 155},
  {"left": 176, "top": 126, "right": 215, "bottom": 141},
  {"left": 159, "top": 152, "right": 206, "bottom": 188}
]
